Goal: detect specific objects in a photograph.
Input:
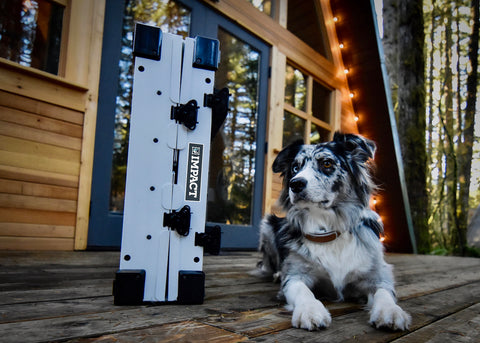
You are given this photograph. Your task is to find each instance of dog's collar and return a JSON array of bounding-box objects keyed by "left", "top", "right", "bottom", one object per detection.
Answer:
[{"left": 304, "top": 231, "right": 341, "bottom": 243}]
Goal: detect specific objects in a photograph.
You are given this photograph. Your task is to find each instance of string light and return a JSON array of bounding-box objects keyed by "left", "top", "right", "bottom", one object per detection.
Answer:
[{"left": 333, "top": 13, "right": 392, "bottom": 245}]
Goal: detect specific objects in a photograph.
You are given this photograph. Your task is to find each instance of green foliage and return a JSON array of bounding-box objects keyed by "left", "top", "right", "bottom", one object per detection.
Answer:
[
  {"left": 464, "top": 245, "right": 480, "bottom": 257},
  {"left": 423, "top": 0, "right": 479, "bottom": 255}
]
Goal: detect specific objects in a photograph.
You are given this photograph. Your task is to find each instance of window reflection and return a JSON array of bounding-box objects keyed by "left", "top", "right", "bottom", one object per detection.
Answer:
[
  {"left": 283, "top": 111, "right": 305, "bottom": 147},
  {"left": 207, "top": 28, "right": 260, "bottom": 225},
  {"left": 287, "top": 0, "right": 331, "bottom": 60},
  {"left": 0, "top": 0, "right": 64, "bottom": 74},
  {"left": 310, "top": 123, "right": 330, "bottom": 145},
  {"left": 312, "top": 80, "right": 331, "bottom": 123},
  {"left": 110, "top": 0, "right": 191, "bottom": 212},
  {"left": 284, "top": 65, "right": 307, "bottom": 111}
]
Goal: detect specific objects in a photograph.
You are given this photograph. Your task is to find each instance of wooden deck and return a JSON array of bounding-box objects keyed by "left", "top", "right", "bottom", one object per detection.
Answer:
[{"left": 1, "top": 251, "right": 479, "bottom": 342}]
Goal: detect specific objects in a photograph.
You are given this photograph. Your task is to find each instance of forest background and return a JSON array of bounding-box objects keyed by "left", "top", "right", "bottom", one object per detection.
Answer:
[{"left": 380, "top": 0, "right": 479, "bottom": 255}]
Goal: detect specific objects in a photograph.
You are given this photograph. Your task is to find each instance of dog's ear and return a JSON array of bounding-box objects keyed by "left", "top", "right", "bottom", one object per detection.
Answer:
[
  {"left": 333, "top": 132, "right": 376, "bottom": 162},
  {"left": 272, "top": 140, "right": 303, "bottom": 174}
]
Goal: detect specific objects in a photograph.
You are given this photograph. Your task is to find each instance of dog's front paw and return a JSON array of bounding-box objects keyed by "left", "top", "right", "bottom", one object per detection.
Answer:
[
  {"left": 291, "top": 300, "right": 332, "bottom": 331},
  {"left": 369, "top": 302, "right": 411, "bottom": 331}
]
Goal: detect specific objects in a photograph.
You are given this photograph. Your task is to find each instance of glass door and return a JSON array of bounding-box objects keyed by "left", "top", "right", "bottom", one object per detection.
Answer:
[{"left": 88, "top": 0, "right": 269, "bottom": 249}]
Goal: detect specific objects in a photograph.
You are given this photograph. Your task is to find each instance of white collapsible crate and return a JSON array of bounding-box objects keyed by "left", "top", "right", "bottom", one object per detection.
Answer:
[{"left": 113, "top": 23, "right": 225, "bottom": 305}]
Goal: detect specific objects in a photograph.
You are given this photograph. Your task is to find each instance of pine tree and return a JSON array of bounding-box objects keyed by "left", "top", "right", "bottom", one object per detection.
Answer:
[{"left": 383, "top": 0, "right": 430, "bottom": 253}]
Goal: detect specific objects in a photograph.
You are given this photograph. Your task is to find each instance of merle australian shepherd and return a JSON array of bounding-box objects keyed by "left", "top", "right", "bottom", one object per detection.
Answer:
[{"left": 258, "top": 132, "right": 411, "bottom": 331}]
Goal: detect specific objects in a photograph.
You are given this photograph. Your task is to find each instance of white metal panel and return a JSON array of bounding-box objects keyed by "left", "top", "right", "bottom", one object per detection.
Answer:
[
  {"left": 166, "top": 37, "right": 215, "bottom": 301},
  {"left": 118, "top": 30, "right": 217, "bottom": 303},
  {"left": 119, "top": 32, "right": 184, "bottom": 302}
]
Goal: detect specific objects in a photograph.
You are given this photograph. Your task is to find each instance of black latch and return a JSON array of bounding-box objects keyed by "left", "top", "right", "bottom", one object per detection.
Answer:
[
  {"left": 195, "top": 225, "right": 221, "bottom": 255},
  {"left": 163, "top": 205, "right": 191, "bottom": 236},
  {"left": 204, "top": 88, "right": 230, "bottom": 141},
  {"left": 171, "top": 100, "right": 199, "bottom": 130}
]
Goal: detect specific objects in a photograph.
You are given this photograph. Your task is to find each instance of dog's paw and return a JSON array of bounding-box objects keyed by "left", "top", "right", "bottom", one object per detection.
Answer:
[
  {"left": 291, "top": 300, "right": 332, "bottom": 331},
  {"left": 369, "top": 302, "right": 411, "bottom": 331}
]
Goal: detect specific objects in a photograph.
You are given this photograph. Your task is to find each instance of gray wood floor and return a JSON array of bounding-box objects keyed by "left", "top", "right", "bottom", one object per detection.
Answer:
[{"left": 0, "top": 251, "right": 479, "bottom": 342}]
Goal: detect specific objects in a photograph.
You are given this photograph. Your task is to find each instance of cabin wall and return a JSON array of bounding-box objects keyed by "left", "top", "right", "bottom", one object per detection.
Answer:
[
  {"left": 0, "top": 0, "right": 357, "bottom": 250},
  {"left": 0, "top": 0, "right": 105, "bottom": 250}
]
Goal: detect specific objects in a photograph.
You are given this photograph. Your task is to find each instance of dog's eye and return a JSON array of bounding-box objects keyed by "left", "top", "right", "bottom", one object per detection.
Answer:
[
  {"left": 291, "top": 164, "right": 300, "bottom": 174},
  {"left": 322, "top": 160, "right": 333, "bottom": 169}
]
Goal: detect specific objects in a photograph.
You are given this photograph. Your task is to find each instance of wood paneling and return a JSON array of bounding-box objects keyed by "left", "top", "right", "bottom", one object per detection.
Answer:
[
  {"left": 0, "top": 0, "right": 106, "bottom": 251},
  {"left": 0, "top": 237, "right": 74, "bottom": 250},
  {"left": 0, "top": 59, "right": 87, "bottom": 111},
  {"left": 0, "top": 92, "right": 84, "bottom": 125},
  {"left": 0, "top": 165, "right": 78, "bottom": 188},
  {"left": 0, "top": 70, "right": 84, "bottom": 250},
  {"left": 0, "top": 223, "right": 74, "bottom": 238}
]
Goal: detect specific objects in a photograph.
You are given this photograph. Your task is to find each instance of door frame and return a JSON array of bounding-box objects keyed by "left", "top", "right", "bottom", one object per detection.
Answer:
[
  {"left": 198, "top": 7, "right": 269, "bottom": 249},
  {"left": 88, "top": 0, "right": 269, "bottom": 249},
  {"left": 88, "top": 0, "right": 126, "bottom": 248}
]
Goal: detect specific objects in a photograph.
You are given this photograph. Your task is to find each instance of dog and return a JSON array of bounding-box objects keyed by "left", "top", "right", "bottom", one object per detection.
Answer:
[{"left": 258, "top": 132, "right": 411, "bottom": 331}]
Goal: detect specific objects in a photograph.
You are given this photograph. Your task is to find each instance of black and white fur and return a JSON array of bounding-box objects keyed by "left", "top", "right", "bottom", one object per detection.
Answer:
[{"left": 259, "top": 132, "right": 411, "bottom": 331}]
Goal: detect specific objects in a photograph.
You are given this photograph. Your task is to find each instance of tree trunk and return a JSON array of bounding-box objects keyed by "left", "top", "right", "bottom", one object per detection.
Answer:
[
  {"left": 442, "top": 2, "right": 460, "bottom": 252},
  {"left": 383, "top": 0, "right": 429, "bottom": 253},
  {"left": 458, "top": 0, "right": 479, "bottom": 254}
]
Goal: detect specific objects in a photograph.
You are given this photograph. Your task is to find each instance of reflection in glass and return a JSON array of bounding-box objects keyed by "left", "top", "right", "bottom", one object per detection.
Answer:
[
  {"left": 287, "top": 0, "right": 331, "bottom": 60},
  {"left": 246, "top": 0, "right": 273, "bottom": 16},
  {"left": 312, "top": 80, "right": 331, "bottom": 123},
  {"left": 110, "top": 0, "right": 191, "bottom": 212},
  {"left": 207, "top": 29, "right": 260, "bottom": 225},
  {"left": 284, "top": 65, "right": 307, "bottom": 111},
  {"left": 310, "top": 123, "right": 330, "bottom": 145},
  {"left": 283, "top": 111, "right": 305, "bottom": 147},
  {"left": 0, "top": 0, "right": 64, "bottom": 74}
]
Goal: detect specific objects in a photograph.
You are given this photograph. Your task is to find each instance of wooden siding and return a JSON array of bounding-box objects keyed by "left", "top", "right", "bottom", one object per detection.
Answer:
[
  {"left": 0, "top": 60, "right": 87, "bottom": 250},
  {"left": 0, "top": 0, "right": 105, "bottom": 251}
]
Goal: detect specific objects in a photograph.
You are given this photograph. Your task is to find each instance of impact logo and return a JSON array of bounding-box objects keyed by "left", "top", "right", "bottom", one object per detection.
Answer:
[{"left": 185, "top": 143, "right": 203, "bottom": 201}]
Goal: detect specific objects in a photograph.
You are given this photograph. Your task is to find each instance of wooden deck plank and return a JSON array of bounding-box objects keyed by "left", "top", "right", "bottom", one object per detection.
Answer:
[
  {"left": 391, "top": 303, "right": 480, "bottom": 343},
  {"left": 67, "top": 321, "right": 248, "bottom": 343},
  {"left": 0, "top": 280, "right": 113, "bottom": 305},
  {"left": 0, "top": 251, "right": 478, "bottom": 343},
  {"left": 244, "top": 281, "right": 480, "bottom": 342}
]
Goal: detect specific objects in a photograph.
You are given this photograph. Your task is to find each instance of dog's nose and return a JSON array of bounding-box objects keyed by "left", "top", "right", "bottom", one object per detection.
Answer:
[{"left": 290, "top": 178, "right": 307, "bottom": 193}]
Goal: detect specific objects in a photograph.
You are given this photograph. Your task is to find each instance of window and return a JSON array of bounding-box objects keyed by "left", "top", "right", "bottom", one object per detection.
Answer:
[
  {"left": 207, "top": 28, "right": 262, "bottom": 225},
  {"left": 110, "top": 0, "right": 192, "bottom": 212},
  {"left": 283, "top": 64, "right": 333, "bottom": 146},
  {"left": 0, "top": 0, "right": 65, "bottom": 75},
  {"left": 286, "top": 0, "right": 331, "bottom": 61}
]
